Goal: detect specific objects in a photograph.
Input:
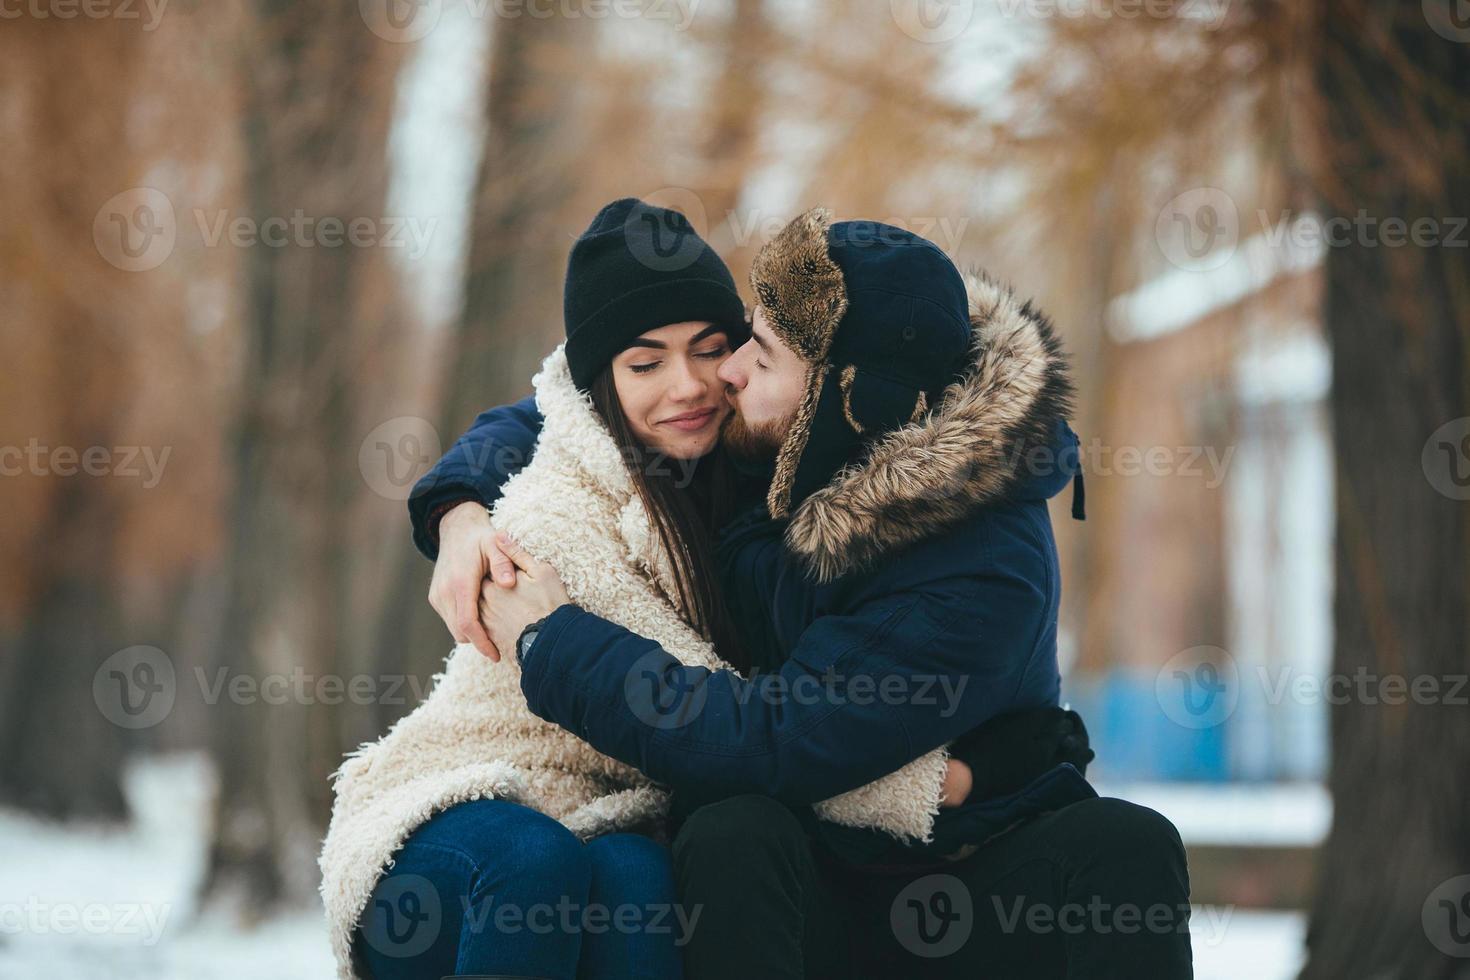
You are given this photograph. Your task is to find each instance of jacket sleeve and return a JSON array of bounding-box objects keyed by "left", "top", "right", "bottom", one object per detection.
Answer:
[
  {"left": 518, "top": 569, "right": 1050, "bottom": 806},
  {"left": 408, "top": 394, "right": 544, "bottom": 560}
]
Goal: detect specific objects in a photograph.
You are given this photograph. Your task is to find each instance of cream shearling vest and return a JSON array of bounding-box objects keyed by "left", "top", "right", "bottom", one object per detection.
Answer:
[{"left": 317, "top": 344, "right": 949, "bottom": 979}]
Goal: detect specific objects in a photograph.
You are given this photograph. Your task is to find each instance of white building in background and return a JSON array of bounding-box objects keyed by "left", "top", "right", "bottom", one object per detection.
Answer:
[{"left": 1105, "top": 215, "right": 1332, "bottom": 783}]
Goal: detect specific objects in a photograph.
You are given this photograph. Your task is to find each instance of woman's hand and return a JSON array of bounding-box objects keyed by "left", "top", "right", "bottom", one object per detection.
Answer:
[
  {"left": 939, "top": 757, "right": 973, "bottom": 808},
  {"left": 479, "top": 532, "right": 572, "bottom": 660}
]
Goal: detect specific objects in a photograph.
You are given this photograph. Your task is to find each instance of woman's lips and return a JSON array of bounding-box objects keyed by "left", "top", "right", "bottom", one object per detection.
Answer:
[{"left": 661, "top": 407, "right": 718, "bottom": 431}]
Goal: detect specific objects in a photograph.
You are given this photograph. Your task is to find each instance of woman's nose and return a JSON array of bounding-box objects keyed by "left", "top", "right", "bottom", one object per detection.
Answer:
[{"left": 671, "top": 359, "right": 708, "bottom": 399}]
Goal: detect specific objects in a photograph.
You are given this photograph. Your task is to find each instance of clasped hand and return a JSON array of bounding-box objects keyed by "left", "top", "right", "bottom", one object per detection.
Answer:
[{"left": 476, "top": 531, "right": 571, "bottom": 661}]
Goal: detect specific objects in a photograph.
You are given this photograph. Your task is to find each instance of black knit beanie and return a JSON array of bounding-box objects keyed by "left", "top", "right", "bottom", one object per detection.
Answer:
[{"left": 563, "top": 198, "right": 749, "bottom": 391}]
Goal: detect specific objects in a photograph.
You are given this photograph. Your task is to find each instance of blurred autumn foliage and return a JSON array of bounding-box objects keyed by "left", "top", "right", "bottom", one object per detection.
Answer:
[{"left": 1, "top": 1, "right": 1465, "bottom": 972}]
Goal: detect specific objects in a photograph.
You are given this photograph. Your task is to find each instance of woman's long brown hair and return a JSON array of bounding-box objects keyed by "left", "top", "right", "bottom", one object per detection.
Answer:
[{"left": 588, "top": 368, "right": 752, "bottom": 675}]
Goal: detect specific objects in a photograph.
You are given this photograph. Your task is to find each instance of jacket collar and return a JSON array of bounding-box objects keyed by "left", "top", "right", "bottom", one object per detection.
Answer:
[{"left": 782, "top": 273, "right": 1075, "bottom": 583}]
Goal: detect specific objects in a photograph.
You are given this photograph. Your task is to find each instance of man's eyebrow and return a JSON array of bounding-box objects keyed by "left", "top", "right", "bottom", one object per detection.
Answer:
[
  {"left": 751, "top": 328, "right": 774, "bottom": 357},
  {"left": 624, "top": 323, "right": 729, "bottom": 351}
]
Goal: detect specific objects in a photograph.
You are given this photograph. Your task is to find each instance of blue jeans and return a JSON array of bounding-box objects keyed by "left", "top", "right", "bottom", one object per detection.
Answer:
[{"left": 354, "top": 798, "right": 687, "bottom": 980}]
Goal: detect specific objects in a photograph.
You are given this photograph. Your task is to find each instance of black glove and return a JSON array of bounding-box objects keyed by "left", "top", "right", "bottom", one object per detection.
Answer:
[{"left": 948, "top": 706, "right": 1094, "bottom": 802}]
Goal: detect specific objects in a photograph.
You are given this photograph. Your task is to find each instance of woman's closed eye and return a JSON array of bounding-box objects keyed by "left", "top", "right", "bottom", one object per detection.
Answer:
[{"left": 629, "top": 345, "right": 728, "bottom": 374}]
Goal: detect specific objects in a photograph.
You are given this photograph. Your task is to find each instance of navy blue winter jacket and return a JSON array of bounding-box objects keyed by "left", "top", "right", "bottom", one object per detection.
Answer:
[{"left": 407, "top": 284, "right": 1095, "bottom": 861}]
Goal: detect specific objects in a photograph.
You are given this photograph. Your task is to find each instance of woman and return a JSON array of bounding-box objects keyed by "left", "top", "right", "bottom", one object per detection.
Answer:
[{"left": 318, "top": 199, "right": 949, "bottom": 980}]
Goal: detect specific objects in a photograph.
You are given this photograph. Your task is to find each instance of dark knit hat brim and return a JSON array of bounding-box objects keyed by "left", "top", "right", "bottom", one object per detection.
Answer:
[
  {"left": 564, "top": 277, "right": 748, "bottom": 391},
  {"left": 563, "top": 198, "right": 747, "bottom": 391}
]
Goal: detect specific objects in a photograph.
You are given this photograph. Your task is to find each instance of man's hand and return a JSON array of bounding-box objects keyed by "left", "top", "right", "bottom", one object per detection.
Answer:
[
  {"left": 480, "top": 533, "right": 572, "bottom": 661},
  {"left": 939, "top": 757, "right": 972, "bottom": 808},
  {"left": 428, "top": 501, "right": 519, "bottom": 661}
]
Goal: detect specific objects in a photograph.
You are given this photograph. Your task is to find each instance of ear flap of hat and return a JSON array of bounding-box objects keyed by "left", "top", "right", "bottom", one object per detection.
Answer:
[
  {"left": 768, "top": 364, "right": 932, "bottom": 523},
  {"left": 756, "top": 207, "right": 852, "bottom": 520},
  {"left": 837, "top": 365, "right": 928, "bottom": 437},
  {"left": 748, "top": 208, "right": 847, "bottom": 362},
  {"left": 766, "top": 361, "right": 833, "bottom": 520}
]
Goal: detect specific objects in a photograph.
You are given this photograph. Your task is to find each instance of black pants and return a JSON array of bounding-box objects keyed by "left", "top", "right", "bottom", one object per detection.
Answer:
[{"left": 671, "top": 795, "right": 1193, "bottom": 980}]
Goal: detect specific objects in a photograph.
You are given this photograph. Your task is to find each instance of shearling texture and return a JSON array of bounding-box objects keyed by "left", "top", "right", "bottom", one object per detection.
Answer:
[
  {"left": 785, "top": 272, "right": 1075, "bottom": 584},
  {"left": 318, "top": 344, "right": 950, "bottom": 979},
  {"left": 750, "top": 206, "right": 849, "bottom": 519}
]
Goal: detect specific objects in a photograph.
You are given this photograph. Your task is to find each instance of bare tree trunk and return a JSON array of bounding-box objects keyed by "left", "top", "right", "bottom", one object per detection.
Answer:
[
  {"left": 443, "top": 13, "right": 592, "bottom": 423},
  {"left": 1067, "top": 184, "right": 1125, "bottom": 674},
  {"left": 202, "top": 1, "right": 402, "bottom": 913},
  {"left": 0, "top": 22, "right": 147, "bottom": 820},
  {"left": 1, "top": 480, "right": 130, "bottom": 819},
  {"left": 1300, "top": 2, "right": 1470, "bottom": 975}
]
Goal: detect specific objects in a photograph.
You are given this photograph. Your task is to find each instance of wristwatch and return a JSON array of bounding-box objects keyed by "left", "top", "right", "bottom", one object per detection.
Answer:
[{"left": 516, "top": 615, "right": 551, "bottom": 664}]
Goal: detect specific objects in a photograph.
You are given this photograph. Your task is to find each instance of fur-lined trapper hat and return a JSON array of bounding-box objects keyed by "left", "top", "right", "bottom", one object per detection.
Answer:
[{"left": 750, "top": 208, "right": 1075, "bottom": 582}]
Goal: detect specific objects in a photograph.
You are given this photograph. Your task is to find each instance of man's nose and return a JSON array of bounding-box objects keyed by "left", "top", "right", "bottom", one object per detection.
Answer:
[{"left": 716, "top": 356, "right": 745, "bottom": 389}]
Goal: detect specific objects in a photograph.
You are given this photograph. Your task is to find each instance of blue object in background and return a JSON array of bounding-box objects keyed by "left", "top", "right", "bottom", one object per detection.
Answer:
[{"left": 1063, "top": 670, "right": 1230, "bottom": 783}]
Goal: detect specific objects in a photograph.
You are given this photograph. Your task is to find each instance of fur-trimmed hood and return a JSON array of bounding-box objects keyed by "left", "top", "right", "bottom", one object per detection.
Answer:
[{"left": 783, "top": 272, "right": 1075, "bottom": 584}]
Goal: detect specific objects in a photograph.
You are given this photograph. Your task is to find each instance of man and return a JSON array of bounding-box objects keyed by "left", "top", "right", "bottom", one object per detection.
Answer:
[{"left": 412, "top": 208, "right": 1192, "bottom": 978}]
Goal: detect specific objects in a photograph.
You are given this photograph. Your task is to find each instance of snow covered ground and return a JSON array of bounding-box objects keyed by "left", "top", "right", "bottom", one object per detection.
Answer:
[
  {"left": 1, "top": 755, "right": 1306, "bottom": 978},
  {"left": 0, "top": 755, "right": 331, "bottom": 979}
]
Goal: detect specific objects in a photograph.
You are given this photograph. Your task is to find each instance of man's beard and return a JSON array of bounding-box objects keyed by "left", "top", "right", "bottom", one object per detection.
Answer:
[{"left": 720, "top": 404, "right": 793, "bottom": 463}]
